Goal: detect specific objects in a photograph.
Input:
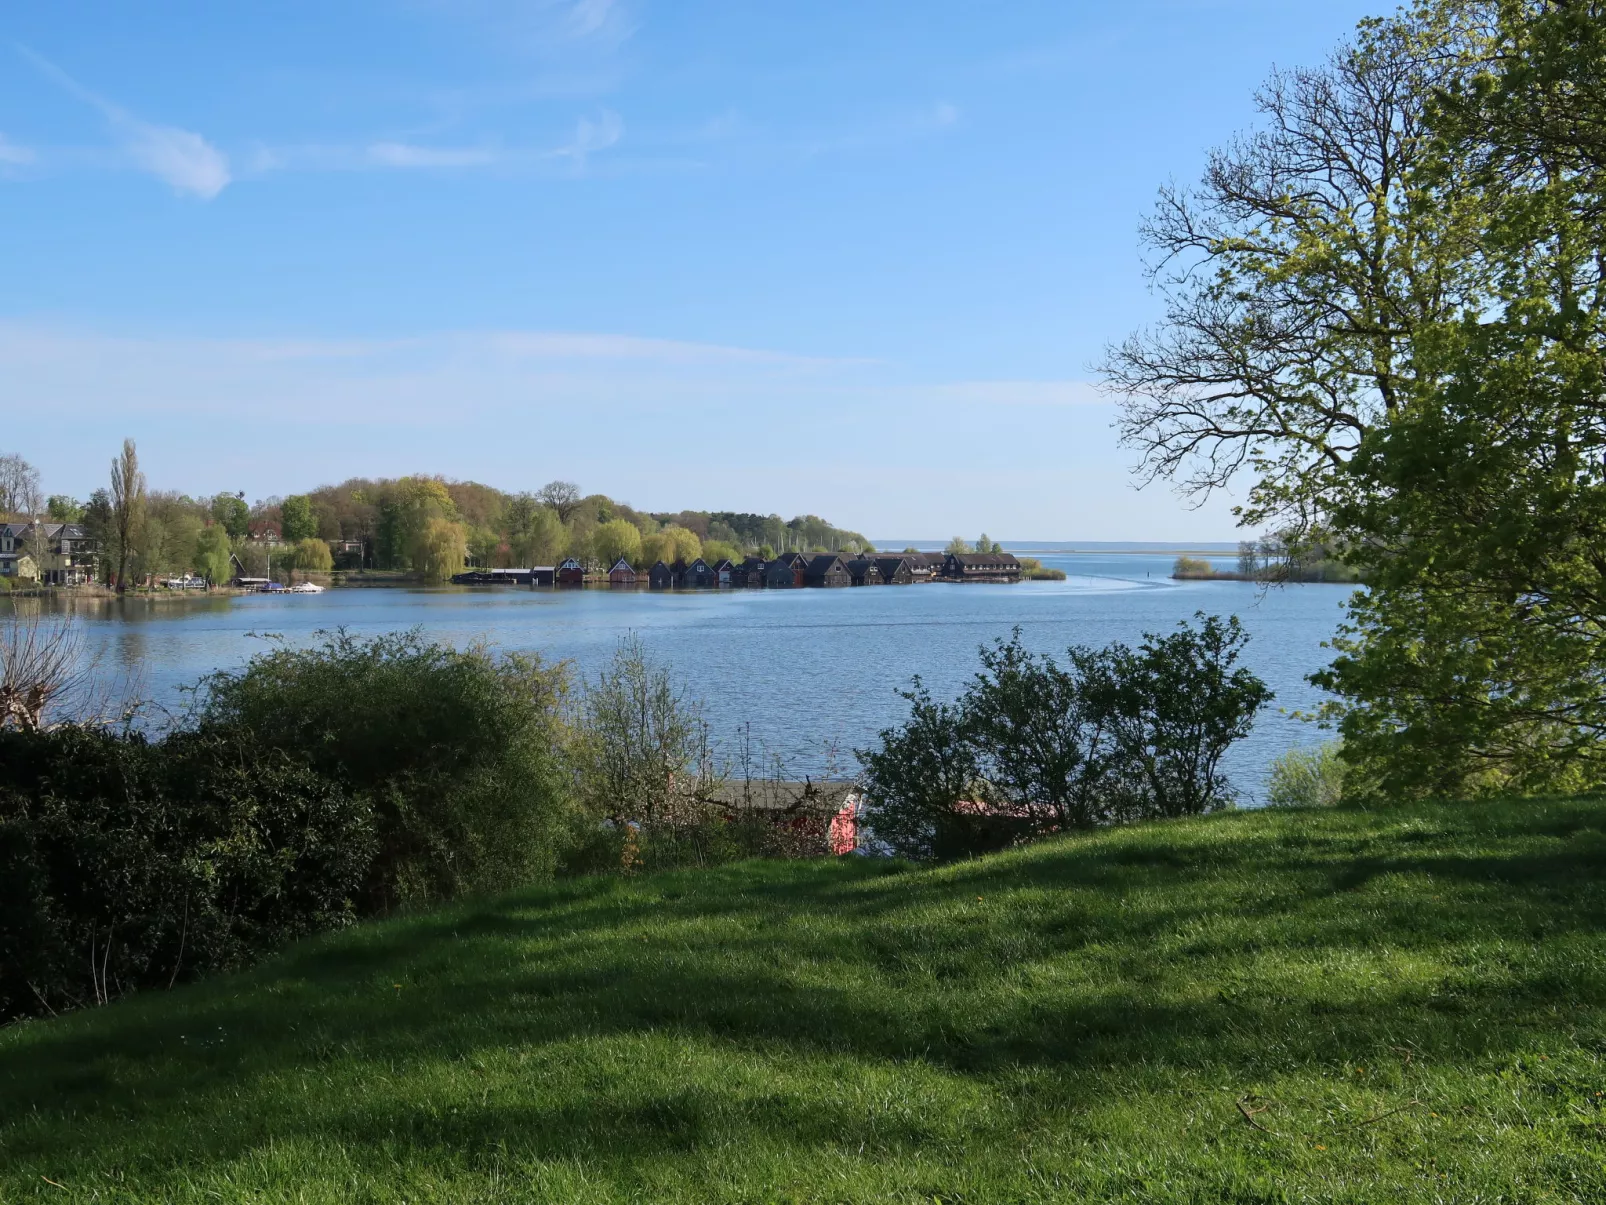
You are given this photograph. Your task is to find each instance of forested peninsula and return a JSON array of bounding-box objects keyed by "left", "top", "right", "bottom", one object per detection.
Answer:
[{"left": 2, "top": 446, "right": 886, "bottom": 587}]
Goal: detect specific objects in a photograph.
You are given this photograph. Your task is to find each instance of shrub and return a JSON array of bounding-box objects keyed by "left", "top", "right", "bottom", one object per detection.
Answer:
[
  {"left": 1017, "top": 557, "right": 1068, "bottom": 581},
  {"left": 567, "top": 635, "right": 714, "bottom": 826},
  {"left": 858, "top": 615, "right": 1271, "bottom": 859},
  {"left": 1173, "top": 555, "right": 1214, "bottom": 577},
  {"left": 1266, "top": 742, "right": 1346, "bottom": 808},
  {"left": 0, "top": 725, "right": 372, "bottom": 1023},
  {"left": 197, "top": 628, "right": 571, "bottom": 910}
]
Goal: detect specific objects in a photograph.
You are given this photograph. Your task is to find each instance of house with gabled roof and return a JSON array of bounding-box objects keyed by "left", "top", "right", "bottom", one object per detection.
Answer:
[
  {"left": 874, "top": 556, "right": 914, "bottom": 585},
  {"left": 804, "top": 554, "right": 851, "bottom": 588},
  {"left": 712, "top": 558, "right": 734, "bottom": 587},
  {"left": 608, "top": 557, "right": 637, "bottom": 587},
  {"left": 845, "top": 558, "right": 883, "bottom": 586},
  {"left": 943, "top": 552, "right": 1022, "bottom": 582},
  {"left": 682, "top": 557, "right": 716, "bottom": 588},
  {"left": 648, "top": 560, "right": 674, "bottom": 589},
  {"left": 765, "top": 552, "right": 807, "bottom": 588},
  {"left": 0, "top": 521, "right": 98, "bottom": 585},
  {"left": 557, "top": 556, "right": 585, "bottom": 585},
  {"left": 730, "top": 556, "right": 766, "bottom": 588}
]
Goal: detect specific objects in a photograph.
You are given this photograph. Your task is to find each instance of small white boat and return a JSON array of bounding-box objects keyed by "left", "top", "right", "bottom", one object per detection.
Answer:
[{"left": 288, "top": 581, "right": 326, "bottom": 594}]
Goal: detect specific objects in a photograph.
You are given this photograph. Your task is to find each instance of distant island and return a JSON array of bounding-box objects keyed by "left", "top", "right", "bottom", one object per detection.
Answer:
[{"left": 1172, "top": 541, "right": 1361, "bottom": 585}]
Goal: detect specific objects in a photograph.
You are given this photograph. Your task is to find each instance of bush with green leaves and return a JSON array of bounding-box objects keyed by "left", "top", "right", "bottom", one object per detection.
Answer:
[
  {"left": 197, "top": 628, "right": 572, "bottom": 910},
  {"left": 858, "top": 614, "right": 1271, "bottom": 859},
  {"left": 1266, "top": 741, "right": 1346, "bottom": 809},
  {"left": 0, "top": 725, "right": 373, "bottom": 1023}
]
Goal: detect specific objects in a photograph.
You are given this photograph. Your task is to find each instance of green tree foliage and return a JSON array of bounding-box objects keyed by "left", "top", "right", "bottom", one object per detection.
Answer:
[
  {"left": 136, "top": 492, "right": 205, "bottom": 580},
  {"left": 198, "top": 629, "right": 572, "bottom": 909},
  {"left": 376, "top": 478, "right": 458, "bottom": 572},
  {"left": 280, "top": 495, "right": 317, "bottom": 543},
  {"left": 592, "top": 519, "right": 644, "bottom": 569},
  {"left": 45, "top": 496, "right": 83, "bottom": 522},
  {"left": 110, "top": 438, "right": 145, "bottom": 589},
  {"left": 976, "top": 534, "right": 1002, "bottom": 554},
  {"left": 945, "top": 537, "right": 973, "bottom": 555},
  {"left": 417, "top": 518, "right": 467, "bottom": 582},
  {"left": 859, "top": 616, "right": 1270, "bottom": 859},
  {"left": 195, "top": 524, "right": 233, "bottom": 584},
  {"left": 699, "top": 539, "right": 738, "bottom": 567},
  {"left": 854, "top": 681, "right": 983, "bottom": 862},
  {"left": 81, "top": 490, "right": 114, "bottom": 583},
  {"left": 0, "top": 724, "right": 374, "bottom": 1022},
  {"left": 643, "top": 526, "right": 701, "bottom": 567},
  {"left": 1173, "top": 556, "right": 1213, "bottom": 578},
  {"left": 292, "top": 537, "right": 333, "bottom": 573},
  {"left": 1304, "top": 2, "right": 1606, "bottom": 796},
  {"left": 1100, "top": 5, "right": 1606, "bottom": 794},
  {"left": 503, "top": 494, "right": 566, "bottom": 566},
  {"left": 1266, "top": 742, "right": 1346, "bottom": 809},
  {"left": 567, "top": 636, "right": 713, "bottom": 827},
  {"left": 210, "top": 493, "right": 250, "bottom": 541}
]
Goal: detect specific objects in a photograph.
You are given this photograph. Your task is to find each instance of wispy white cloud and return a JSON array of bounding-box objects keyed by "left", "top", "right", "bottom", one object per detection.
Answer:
[
  {"left": 242, "top": 110, "right": 623, "bottom": 176},
  {"left": 0, "top": 133, "right": 34, "bottom": 165},
  {"left": 560, "top": 108, "right": 623, "bottom": 164},
  {"left": 118, "top": 121, "right": 231, "bottom": 198},
  {"left": 566, "top": 0, "right": 632, "bottom": 41},
  {"left": 18, "top": 47, "right": 230, "bottom": 198},
  {"left": 415, "top": 0, "right": 637, "bottom": 56}
]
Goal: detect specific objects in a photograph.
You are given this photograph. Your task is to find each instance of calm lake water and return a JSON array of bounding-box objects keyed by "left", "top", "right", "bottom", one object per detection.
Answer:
[{"left": 6, "top": 551, "right": 1353, "bottom": 802}]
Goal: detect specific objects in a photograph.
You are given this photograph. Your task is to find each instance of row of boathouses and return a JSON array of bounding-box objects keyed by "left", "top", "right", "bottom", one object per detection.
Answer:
[{"left": 452, "top": 550, "right": 1024, "bottom": 588}]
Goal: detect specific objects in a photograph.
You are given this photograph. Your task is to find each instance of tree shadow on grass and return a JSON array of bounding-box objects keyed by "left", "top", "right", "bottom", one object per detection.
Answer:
[{"left": 1, "top": 799, "right": 1603, "bottom": 1180}]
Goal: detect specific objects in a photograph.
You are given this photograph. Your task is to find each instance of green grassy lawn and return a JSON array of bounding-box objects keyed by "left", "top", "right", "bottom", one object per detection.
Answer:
[{"left": 2, "top": 799, "right": 1603, "bottom": 1203}]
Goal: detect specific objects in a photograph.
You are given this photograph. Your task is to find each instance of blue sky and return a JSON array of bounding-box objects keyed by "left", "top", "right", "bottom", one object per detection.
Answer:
[{"left": 0, "top": 0, "right": 1379, "bottom": 540}]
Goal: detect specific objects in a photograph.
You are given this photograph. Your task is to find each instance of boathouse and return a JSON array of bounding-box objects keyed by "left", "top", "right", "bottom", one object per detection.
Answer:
[
  {"left": 845, "top": 558, "right": 883, "bottom": 586},
  {"left": 804, "top": 554, "right": 852, "bottom": 588},
  {"left": 557, "top": 557, "right": 585, "bottom": 585},
  {"left": 648, "top": 560, "right": 674, "bottom": 589},
  {"left": 874, "top": 556, "right": 914, "bottom": 585},
  {"left": 682, "top": 557, "right": 717, "bottom": 588},
  {"left": 607, "top": 557, "right": 637, "bottom": 587},
  {"left": 730, "top": 556, "right": 766, "bottom": 588},
  {"left": 943, "top": 552, "right": 1022, "bottom": 583},
  {"left": 765, "top": 552, "right": 807, "bottom": 588}
]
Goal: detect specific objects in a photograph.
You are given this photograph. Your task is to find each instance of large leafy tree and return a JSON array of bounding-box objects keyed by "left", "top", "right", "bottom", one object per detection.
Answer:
[
  {"left": 591, "top": 518, "right": 643, "bottom": 569},
  {"left": 210, "top": 493, "right": 250, "bottom": 541},
  {"left": 195, "top": 524, "right": 233, "bottom": 585},
  {"left": 280, "top": 495, "right": 317, "bottom": 544},
  {"left": 1314, "top": 0, "right": 1606, "bottom": 794}
]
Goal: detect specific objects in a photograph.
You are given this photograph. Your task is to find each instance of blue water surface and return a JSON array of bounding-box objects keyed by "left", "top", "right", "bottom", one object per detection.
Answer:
[{"left": 9, "top": 551, "right": 1353, "bottom": 801}]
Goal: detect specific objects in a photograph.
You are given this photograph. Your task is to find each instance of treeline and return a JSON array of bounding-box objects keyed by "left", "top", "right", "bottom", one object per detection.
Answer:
[
  {"left": 1, "top": 443, "right": 875, "bottom": 585},
  {"left": 287, "top": 477, "right": 875, "bottom": 579}
]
